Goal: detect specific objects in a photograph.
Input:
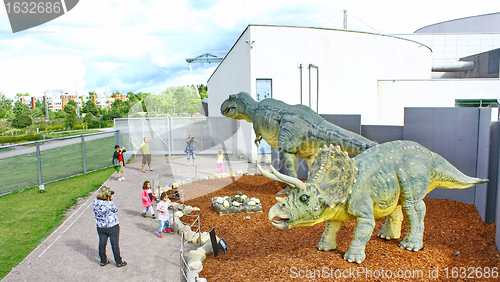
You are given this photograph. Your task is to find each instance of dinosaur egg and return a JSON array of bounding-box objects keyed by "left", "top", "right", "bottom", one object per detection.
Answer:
[
  {"left": 223, "top": 200, "right": 230, "bottom": 208},
  {"left": 232, "top": 201, "right": 241, "bottom": 207},
  {"left": 216, "top": 197, "right": 224, "bottom": 204},
  {"left": 247, "top": 201, "right": 256, "bottom": 206}
]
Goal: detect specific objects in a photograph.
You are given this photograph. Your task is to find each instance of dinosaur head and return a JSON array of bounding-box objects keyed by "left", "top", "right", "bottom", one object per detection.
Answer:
[
  {"left": 258, "top": 145, "right": 358, "bottom": 230},
  {"left": 220, "top": 92, "right": 257, "bottom": 123}
]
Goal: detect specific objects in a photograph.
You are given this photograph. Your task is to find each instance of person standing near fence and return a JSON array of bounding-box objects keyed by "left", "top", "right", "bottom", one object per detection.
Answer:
[
  {"left": 186, "top": 133, "right": 197, "bottom": 166},
  {"left": 140, "top": 137, "right": 153, "bottom": 173},
  {"left": 93, "top": 186, "right": 127, "bottom": 267},
  {"left": 216, "top": 149, "right": 224, "bottom": 174},
  {"left": 113, "top": 145, "right": 126, "bottom": 182}
]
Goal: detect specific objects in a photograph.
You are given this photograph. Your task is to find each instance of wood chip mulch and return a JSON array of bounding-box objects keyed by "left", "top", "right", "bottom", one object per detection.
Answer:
[{"left": 182, "top": 175, "right": 500, "bottom": 281}]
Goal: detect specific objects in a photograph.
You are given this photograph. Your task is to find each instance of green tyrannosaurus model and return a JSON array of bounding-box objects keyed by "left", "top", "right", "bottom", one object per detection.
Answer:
[
  {"left": 258, "top": 140, "right": 487, "bottom": 263},
  {"left": 220, "top": 92, "right": 377, "bottom": 180}
]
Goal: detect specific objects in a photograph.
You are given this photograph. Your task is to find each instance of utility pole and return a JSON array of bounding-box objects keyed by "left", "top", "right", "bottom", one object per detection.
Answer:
[{"left": 343, "top": 10, "right": 347, "bottom": 29}]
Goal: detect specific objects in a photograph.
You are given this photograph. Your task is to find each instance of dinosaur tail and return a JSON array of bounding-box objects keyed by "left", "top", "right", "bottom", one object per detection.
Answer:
[{"left": 429, "top": 153, "right": 488, "bottom": 192}]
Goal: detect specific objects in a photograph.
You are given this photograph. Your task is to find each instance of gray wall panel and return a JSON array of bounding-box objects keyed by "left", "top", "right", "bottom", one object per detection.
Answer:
[
  {"left": 320, "top": 114, "right": 361, "bottom": 134},
  {"left": 475, "top": 108, "right": 492, "bottom": 221},
  {"left": 488, "top": 122, "right": 500, "bottom": 224},
  {"left": 404, "top": 107, "right": 479, "bottom": 204},
  {"left": 361, "top": 125, "right": 404, "bottom": 144}
]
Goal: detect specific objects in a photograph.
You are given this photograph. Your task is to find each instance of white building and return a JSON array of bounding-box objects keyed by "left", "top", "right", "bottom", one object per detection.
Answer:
[{"left": 207, "top": 14, "right": 500, "bottom": 161}]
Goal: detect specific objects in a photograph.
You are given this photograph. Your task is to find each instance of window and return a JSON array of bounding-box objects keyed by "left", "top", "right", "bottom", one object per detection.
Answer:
[{"left": 455, "top": 99, "right": 499, "bottom": 107}]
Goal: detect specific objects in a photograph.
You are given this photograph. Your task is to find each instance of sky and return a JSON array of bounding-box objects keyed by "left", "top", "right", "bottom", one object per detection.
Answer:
[{"left": 0, "top": 0, "right": 499, "bottom": 99}]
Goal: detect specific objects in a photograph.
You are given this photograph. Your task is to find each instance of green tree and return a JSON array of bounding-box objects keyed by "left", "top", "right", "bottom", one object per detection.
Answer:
[
  {"left": 15, "top": 93, "right": 30, "bottom": 97},
  {"left": 143, "top": 86, "right": 200, "bottom": 115},
  {"left": 12, "top": 100, "right": 31, "bottom": 117},
  {"left": 0, "top": 92, "right": 12, "bottom": 111},
  {"left": 198, "top": 84, "right": 208, "bottom": 99},
  {"left": 0, "top": 107, "right": 6, "bottom": 119},
  {"left": 11, "top": 113, "right": 32, "bottom": 128},
  {"left": 82, "top": 100, "right": 99, "bottom": 116},
  {"left": 31, "top": 100, "right": 45, "bottom": 118},
  {"left": 63, "top": 104, "right": 77, "bottom": 129},
  {"left": 83, "top": 112, "right": 94, "bottom": 124},
  {"left": 110, "top": 99, "right": 130, "bottom": 117}
]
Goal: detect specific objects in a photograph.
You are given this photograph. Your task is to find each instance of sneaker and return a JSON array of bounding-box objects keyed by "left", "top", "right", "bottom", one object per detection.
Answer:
[
  {"left": 157, "top": 233, "right": 163, "bottom": 238},
  {"left": 141, "top": 213, "right": 147, "bottom": 218},
  {"left": 121, "top": 177, "right": 125, "bottom": 181},
  {"left": 165, "top": 229, "right": 172, "bottom": 233},
  {"left": 152, "top": 215, "right": 156, "bottom": 219},
  {"left": 118, "top": 177, "right": 123, "bottom": 182}
]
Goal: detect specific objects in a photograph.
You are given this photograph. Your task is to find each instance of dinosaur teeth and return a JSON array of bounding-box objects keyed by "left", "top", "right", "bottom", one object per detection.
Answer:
[
  {"left": 335, "top": 145, "right": 341, "bottom": 151},
  {"left": 342, "top": 151, "right": 349, "bottom": 157}
]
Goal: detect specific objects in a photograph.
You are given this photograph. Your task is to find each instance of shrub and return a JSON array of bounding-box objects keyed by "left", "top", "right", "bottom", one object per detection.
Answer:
[
  {"left": 11, "top": 114, "right": 32, "bottom": 128},
  {"left": 0, "top": 134, "right": 42, "bottom": 144},
  {"left": 46, "top": 125, "right": 64, "bottom": 131},
  {"left": 87, "top": 120, "right": 107, "bottom": 129}
]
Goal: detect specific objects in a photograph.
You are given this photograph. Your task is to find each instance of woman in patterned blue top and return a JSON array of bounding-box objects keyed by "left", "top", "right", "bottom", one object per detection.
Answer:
[{"left": 93, "top": 186, "right": 127, "bottom": 267}]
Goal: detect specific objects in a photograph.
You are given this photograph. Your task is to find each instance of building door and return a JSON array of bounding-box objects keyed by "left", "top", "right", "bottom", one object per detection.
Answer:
[{"left": 256, "top": 79, "right": 272, "bottom": 154}]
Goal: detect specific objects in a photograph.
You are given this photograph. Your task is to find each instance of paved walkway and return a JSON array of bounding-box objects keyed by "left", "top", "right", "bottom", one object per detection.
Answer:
[{"left": 2, "top": 154, "right": 267, "bottom": 282}]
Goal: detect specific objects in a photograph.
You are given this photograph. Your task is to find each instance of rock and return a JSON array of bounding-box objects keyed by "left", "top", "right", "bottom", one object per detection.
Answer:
[
  {"left": 186, "top": 271, "right": 200, "bottom": 282},
  {"left": 180, "top": 225, "right": 191, "bottom": 234},
  {"left": 174, "top": 211, "right": 184, "bottom": 218},
  {"left": 188, "top": 232, "right": 200, "bottom": 244},
  {"left": 198, "top": 241, "right": 213, "bottom": 255},
  {"left": 200, "top": 232, "right": 211, "bottom": 245},
  {"left": 173, "top": 220, "right": 183, "bottom": 232},
  {"left": 183, "top": 205, "right": 194, "bottom": 214}
]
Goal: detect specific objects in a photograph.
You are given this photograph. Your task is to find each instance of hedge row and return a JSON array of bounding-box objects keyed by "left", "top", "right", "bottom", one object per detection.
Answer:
[{"left": 0, "top": 134, "right": 42, "bottom": 144}]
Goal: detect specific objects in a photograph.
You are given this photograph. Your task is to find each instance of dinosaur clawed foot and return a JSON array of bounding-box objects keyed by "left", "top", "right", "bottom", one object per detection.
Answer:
[
  {"left": 378, "top": 225, "right": 401, "bottom": 240},
  {"left": 318, "top": 240, "right": 337, "bottom": 251},
  {"left": 343, "top": 248, "right": 366, "bottom": 264},
  {"left": 399, "top": 235, "right": 423, "bottom": 251}
]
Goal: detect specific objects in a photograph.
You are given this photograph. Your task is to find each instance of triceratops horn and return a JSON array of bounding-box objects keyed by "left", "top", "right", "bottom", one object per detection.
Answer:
[
  {"left": 257, "top": 164, "right": 283, "bottom": 183},
  {"left": 269, "top": 165, "right": 307, "bottom": 190}
]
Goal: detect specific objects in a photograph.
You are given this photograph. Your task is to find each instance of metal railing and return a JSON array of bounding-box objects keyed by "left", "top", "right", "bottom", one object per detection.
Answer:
[{"left": 0, "top": 130, "right": 121, "bottom": 195}]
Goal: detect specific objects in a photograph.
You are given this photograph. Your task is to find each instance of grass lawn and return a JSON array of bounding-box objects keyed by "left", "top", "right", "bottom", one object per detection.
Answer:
[
  {"left": 0, "top": 167, "right": 114, "bottom": 280},
  {"left": 0, "top": 135, "right": 115, "bottom": 194}
]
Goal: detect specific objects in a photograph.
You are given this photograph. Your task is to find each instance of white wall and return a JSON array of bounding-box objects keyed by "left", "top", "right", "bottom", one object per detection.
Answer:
[
  {"left": 377, "top": 78, "right": 500, "bottom": 126},
  {"left": 208, "top": 25, "right": 434, "bottom": 160},
  {"left": 208, "top": 27, "right": 254, "bottom": 158},
  {"left": 248, "top": 25, "right": 432, "bottom": 124}
]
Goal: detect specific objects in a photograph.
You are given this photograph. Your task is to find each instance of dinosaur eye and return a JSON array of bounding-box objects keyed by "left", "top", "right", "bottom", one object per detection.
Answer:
[{"left": 299, "top": 194, "right": 309, "bottom": 203}]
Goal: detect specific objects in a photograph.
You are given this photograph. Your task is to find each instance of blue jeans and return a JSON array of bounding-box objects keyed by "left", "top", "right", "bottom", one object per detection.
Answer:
[
  {"left": 158, "top": 220, "right": 170, "bottom": 233},
  {"left": 187, "top": 150, "right": 195, "bottom": 160}
]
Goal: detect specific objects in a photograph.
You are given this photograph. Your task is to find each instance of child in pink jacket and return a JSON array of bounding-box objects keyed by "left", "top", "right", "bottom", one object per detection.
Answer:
[{"left": 141, "top": 181, "right": 155, "bottom": 219}]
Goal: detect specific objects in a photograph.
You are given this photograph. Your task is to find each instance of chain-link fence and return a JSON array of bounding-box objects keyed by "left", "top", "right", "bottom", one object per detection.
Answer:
[
  {"left": 115, "top": 116, "right": 239, "bottom": 156},
  {"left": 0, "top": 131, "right": 119, "bottom": 195}
]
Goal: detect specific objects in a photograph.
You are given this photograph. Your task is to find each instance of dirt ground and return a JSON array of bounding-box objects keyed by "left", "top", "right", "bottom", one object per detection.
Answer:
[{"left": 182, "top": 175, "right": 500, "bottom": 282}]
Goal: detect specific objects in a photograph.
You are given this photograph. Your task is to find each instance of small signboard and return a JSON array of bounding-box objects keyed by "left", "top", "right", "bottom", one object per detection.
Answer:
[{"left": 209, "top": 228, "right": 227, "bottom": 257}]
